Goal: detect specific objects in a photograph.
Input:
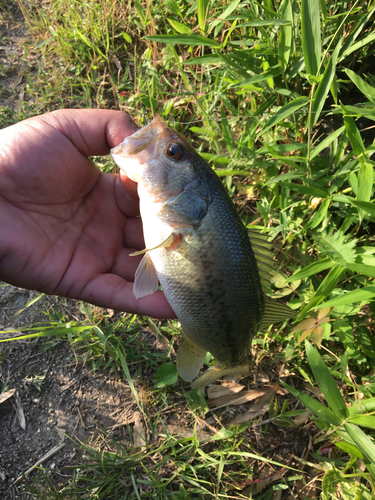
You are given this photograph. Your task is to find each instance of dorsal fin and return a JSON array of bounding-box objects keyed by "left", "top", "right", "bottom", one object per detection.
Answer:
[
  {"left": 261, "top": 297, "right": 295, "bottom": 329},
  {"left": 247, "top": 227, "right": 295, "bottom": 326},
  {"left": 247, "top": 228, "right": 275, "bottom": 292}
]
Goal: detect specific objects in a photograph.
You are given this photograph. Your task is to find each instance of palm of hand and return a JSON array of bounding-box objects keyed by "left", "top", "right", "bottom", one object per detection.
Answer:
[{"left": 0, "top": 109, "right": 175, "bottom": 318}]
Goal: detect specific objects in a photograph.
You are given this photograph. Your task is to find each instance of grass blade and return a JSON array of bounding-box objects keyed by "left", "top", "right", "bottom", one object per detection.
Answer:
[
  {"left": 281, "top": 381, "right": 341, "bottom": 426},
  {"left": 167, "top": 19, "right": 192, "bottom": 34},
  {"left": 305, "top": 341, "right": 348, "bottom": 419},
  {"left": 287, "top": 258, "right": 333, "bottom": 282},
  {"left": 344, "top": 423, "right": 375, "bottom": 467},
  {"left": 145, "top": 34, "right": 220, "bottom": 47},
  {"left": 343, "top": 115, "right": 366, "bottom": 162},
  {"left": 301, "top": 0, "right": 321, "bottom": 76},
  {"left": 257, "top": 96, "right": 309, "bottom": 138},
  {"left": 278, "top": 0, "right": 293, "bottom": 72},
  {"left": 311, "top": 39, "right": 342, "bottom": 126},
  {"left": 298, "top": 265, "right": 345, "bottom": 317},
  {"left": 315, "top": 285, "right": 375, "bottom": 308},
  {"left": 197, "top": 0, "right": 209, "bottom": 33},
  {"left": 345, "top": 68, "right": 375, "bottom": 103}
]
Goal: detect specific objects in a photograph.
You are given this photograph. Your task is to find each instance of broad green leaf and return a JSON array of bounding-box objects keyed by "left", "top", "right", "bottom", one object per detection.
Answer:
[
  {"left": 315, "top": 286, "right": 375, "bottom": 308},
  {"left": 182, "top": 54, "right": 221, "bottom": 65},
  {"left": 335, "top": 441, "right": 364, "bottom": 459},
  {"left": 343, "top": 115, "right": 366, "bottom": 163},
  {"left": 164, "top": 0, "right": 183, "bottom": 18},
  {"left": 310, "top": 126, "right": 345, "bottom": 160},
  {"left": 278, "top": 0, "right": 293, "bottom": 71},
  {"left": 341, "top": 31, "right": 375, "bottom": 60},
  {"left": 357, "top": 161, "right": 374, "bottom": 222},
  {"left": 301, "top": 0, "right": 321, "bottom": 76},
  {"left": 307, "top": 198, "right": 331, "bottom": 229},
  {"left": 332, "top": 194, "right": 375, "bottom": 218},
  {"left": 298, "top": 265, "right": 345, "bottom": 317},
  {"left": 239, "top": 20, "right": 292, "bottom": 27},
  {"left": 167, "top": 19, "right": 192, "bottom": 34},
  {"left": 288, "top": 258, "right": 333, "bottom": 282},
  {"left": 154, "top": 363, "right": 178, "bottom": 387},
  {"left": 349, "top": 398, "right": 375, "bottom": 415},
  {"left": 197, "top": 0, "right": 209, "bottom": 33},
  {"left": 348, "top": 414, "right": 375, "bottom": 430},
  {"left": 257, "top": 96, "right": 309, "bottom": 138},
  {"left": 209, "top": 0, "right": 241, "bottom": 30},
  {"left": 311, "top": 39, "right": 342, "bottom": 126},
  {"left": 281, "top": 182, "right": 329, "bottom": 198},
  {"left": 305, "top": 341, "right": 348, "bottom": 419},
  {"left": 345, "top": 68, "right": 375, "bottom": 103},
  {"left": 344, "top": 423, "right": 375, "bottom": 466},
  {"left": 264, "top": 170, "right": 306, "bottom": 186},
  {"left": 316, "top": 231, "right": 356, "bottom": 266},
  {"left": 346, "top": 263, "right": 375, "bottom": 279},
  {"left": 145, "top": 35, "right": 220, "bottom": 47},
  {"left": 221, "top": 107, "right": 233, "bottom": 153},
  {"left": 281, "top": 381, "right": 341, "bottom": 426}
]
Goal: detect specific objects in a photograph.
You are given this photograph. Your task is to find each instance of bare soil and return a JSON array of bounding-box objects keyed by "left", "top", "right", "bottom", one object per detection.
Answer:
[{"left": 0, "top": 285, "right": 140, "bottom": 499}]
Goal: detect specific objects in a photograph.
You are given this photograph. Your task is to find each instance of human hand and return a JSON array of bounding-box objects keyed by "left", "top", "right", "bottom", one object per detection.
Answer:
[{"left": 0, "top": 109, "right": 175, "bottom": 318}]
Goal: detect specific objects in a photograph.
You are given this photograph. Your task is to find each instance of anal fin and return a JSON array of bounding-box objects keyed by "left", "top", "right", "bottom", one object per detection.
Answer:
[
  {"left": 191, "top": 362, "right": 251, "bottom": 389},
  {"left": 177, "top": 334, "right": 207, "bottom": 383},
  {"left": 133, "top": 253, "right": 159, "bottom": 299}
]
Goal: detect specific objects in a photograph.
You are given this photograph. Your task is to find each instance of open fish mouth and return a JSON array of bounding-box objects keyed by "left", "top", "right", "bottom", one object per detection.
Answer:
[{"left": 110, "top": 117, "right": 168, "bottom": 180}]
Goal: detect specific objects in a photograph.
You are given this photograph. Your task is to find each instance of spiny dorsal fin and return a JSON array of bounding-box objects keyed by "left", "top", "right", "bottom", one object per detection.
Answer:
[{"left": 261, "top": 297, "right": 295, "bottom": 329}]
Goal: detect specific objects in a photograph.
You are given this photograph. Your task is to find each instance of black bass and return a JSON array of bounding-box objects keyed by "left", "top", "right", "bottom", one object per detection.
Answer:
[{"left": 111, "top": 116, "right": 293, "bottom": 388}]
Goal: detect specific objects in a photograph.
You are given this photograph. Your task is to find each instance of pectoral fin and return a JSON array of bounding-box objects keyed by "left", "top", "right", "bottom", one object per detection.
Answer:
[
  {"left": 191, "top": 362, "right": 251, "bottom": 389},
  {"left": 176, "top": 334, "right": 207, "bottom": 382},
  {"left": 133, "top": 253, "right": 159, "bottom": 299},
  {"left": 130, "top": 233, "right": 176, "bottom": 256}
]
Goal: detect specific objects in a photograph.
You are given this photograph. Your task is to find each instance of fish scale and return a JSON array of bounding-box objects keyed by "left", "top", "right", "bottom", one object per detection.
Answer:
[{"left": 111, "top": 116, "right": 294, "bottom": 388}]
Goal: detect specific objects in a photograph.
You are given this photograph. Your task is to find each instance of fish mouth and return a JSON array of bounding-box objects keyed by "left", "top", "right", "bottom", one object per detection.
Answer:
[{"left": 110, "top": 116, "right": 168, "bottom": 180}]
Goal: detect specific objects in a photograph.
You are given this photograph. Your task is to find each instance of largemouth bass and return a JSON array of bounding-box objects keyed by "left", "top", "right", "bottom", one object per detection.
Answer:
[{"left": 111, "top": 116, "right": 293, "bottom": 388}]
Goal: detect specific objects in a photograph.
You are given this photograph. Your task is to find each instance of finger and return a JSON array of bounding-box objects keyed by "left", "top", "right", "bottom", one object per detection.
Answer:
[
  {"left": 77, "top": 274, "right": 176, "bottom": 319},
  {"left": 39, "top": 109, "right": 139, "bottom": 156},
  {"left": 123, "top": 216, "right": 144, "bottom": 249},
  {"left": 115, "top": 174, "right": 140, "bottom": 219}
]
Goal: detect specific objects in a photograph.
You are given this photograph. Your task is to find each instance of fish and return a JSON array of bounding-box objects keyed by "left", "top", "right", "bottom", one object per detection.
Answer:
[{"left": 111, "top": 116, "right": 294, "bottom": 388}]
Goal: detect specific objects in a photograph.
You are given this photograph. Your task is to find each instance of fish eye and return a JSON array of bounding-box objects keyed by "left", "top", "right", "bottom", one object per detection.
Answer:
[{"left": 166, "top": 142, "right": 185, "bottom": 161}]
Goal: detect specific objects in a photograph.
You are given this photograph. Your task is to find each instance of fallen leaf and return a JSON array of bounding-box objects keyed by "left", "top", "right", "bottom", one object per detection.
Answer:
[
  {"left": 0, "top": 388, "right": 16, "bottom": 405},
  {"left": 293, "top": 411, "right": 312, "bottom": 427},
  {"left": 15, "top": 391, "right": 26, "bottom": 430},
  {"left": 208, "top": 389, "right": 266, "bottom": 409},
  {"left": 207, "top": 380, "right": 245, "bottom": 400},
  {"left": 133, "top": 412, "right": 146, "bottom": 449},
  {"left": 229, "top": 383, "right": 279, "bottom": 425}
]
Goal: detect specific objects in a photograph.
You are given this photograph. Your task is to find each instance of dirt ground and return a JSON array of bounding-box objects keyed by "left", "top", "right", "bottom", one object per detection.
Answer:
[{"left": 0, "top": 285, "right": 143, "bottom": 499}]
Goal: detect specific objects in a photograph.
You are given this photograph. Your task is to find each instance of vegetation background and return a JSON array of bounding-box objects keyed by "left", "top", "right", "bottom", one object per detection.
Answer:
[{"left": 1, "top": 0, "right": 375, "bottom": 498}]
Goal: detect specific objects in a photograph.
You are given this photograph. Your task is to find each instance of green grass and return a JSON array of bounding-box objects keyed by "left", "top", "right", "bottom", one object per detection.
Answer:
[{"left": 2, "top": 0, "right": 375, "bottom": 497}]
